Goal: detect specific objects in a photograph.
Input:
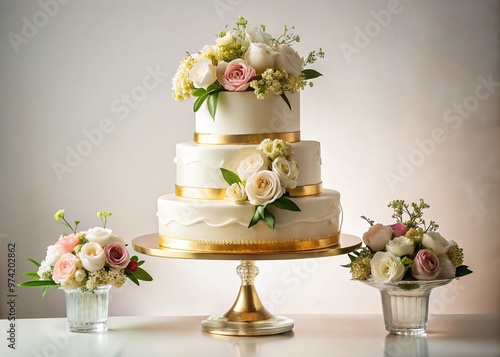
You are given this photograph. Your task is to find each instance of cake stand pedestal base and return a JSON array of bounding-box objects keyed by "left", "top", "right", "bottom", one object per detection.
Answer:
[{"left": 201, "top": 261, "right": 294, "bottom": 336}]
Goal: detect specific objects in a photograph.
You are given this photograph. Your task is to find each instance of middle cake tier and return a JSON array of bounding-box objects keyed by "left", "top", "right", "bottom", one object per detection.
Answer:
[{"left": 175, "top": 140, "right": 322, "bottom": 199}]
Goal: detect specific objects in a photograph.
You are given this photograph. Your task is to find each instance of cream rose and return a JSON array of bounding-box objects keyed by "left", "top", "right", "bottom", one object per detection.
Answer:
[
  {"left": 215, "top": 31, "right": 236, "bottom": 47},
  {"left": 385, "top": 236, "right": 415, "bottom": 257},
  {"left": 226, "top": 182, "right": 247, "bottom": 203},
  {"left": 189, "top": 59, "right": 217, "bottom": 89},
  {"left": 363, "top": 224, "right": 393, "bottom": 251},
  {"left": 275, "top": 44, "right": 303, "bottom": 75},
  {"left": 44, "top": 244, "right": 63, "bottom": 266},
  {"left": 237, "top": 151, "right": 270, "bottom": 182},
  {"left": 370, "top": 251, "right": 406, "bottom": 283},
  {"left": 244, "top": 43, "right": 276, "bottom": 74},
  {"left": 246, "top": 27, "right": 273, "bottom": 45},
  {"left": 422, "top": 231, "right": 452, "bottom": 254},
  {"left": 79, "top": 242, "right": 106, "bottom": 272},
  {"left": 245, "top": 170, "right": 285, "bottom": 206},
  {"left": 437, "top": 254, "right": 456, "bottom": 279},
  {"left": 85, "top": 227, "right": 123, "bottom": 247},
  {"left": 272, "top": 157, "right": 299, "bottom": 189},
  {"left": 74, "top": 269, "right": 86, "bottom": 283}
]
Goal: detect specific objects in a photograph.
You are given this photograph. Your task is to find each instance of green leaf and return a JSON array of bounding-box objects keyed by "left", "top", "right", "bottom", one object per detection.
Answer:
[
  {"left": 302, "top": 69, "right": 323, "bottom": 80},
  {"left": 18, "top": 280, "right": 59, "bottom": 287},
  {"left": 125, "top": 270, "right": 140, "bottom": 286},
  {"left": 134, "top": 267, "right": 153, "bottom": 282},
  {"left": 398, "top": 283, "right": 420, "bottom": 290},
  {"left": 248, "top": 206, "right": 262, "bottom": 228},
  {"left": 220, "top": 168, "right": 241, "bottom": 185},
  {"left": 280, "top": 93, "right": 291, "bottom": 110},
  {"left": 27, "top": 258, "right": 41, "bottom": 267},
  {"left": 137, "top": 260, "right": 145, "bottom": 266},
  {"left": 23, "top": 272, "right": 40, "bottom": 278},
  {"left": 272, "top": 196, "right": 301, "bottom": 212},
  {"left": 455, "top": 265, "right": 473, "bottom": 277},
  {"left": 263, "top": 207, "right": 276, "bottom": 230},
  {"left": 42, "top": 285, "right": 50, "bottom": 298},
  {"left": 192, "top": 87, "right": 206, "bottom": 97},
  {"left": 206, "top": 82, "right": 219, "bottom": 93},
  {"left": 193, "top": 92, "right": 209, "bottom": 112},
  {"left": 207, "top": 91, "right": 219, "bottom": 120},
  {"left": 340, "top": 263, "right": 352, "bottom": 268},
  {"left": 130, "top": 255, "right": 138, "bottom": 261}
]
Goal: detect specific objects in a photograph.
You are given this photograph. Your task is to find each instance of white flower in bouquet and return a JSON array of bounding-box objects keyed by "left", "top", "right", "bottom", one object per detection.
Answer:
[
  {"left": 226, "top": 182, "right": 247, "bottom": 203},
  {"left": 370, "top": 251, "right": 406, "bottom": 283},
  {"left": 79, "top": 242, "right": 106, "bottom": 273},
  {"left": 189, "top": 59, "right": 217, "bottom": 89},
  {"left": 85, "top": 227, "right": 123, "bottom": 247},
  {"left": 237, "top": 150, "right": 270, "bottom": 182},
  {"left": 385, "top": 236, "right": 414, "bottom": 257},
  {"left": 244, "top": 42, "right": 276, "bottom": 74},
  {"left": 422, "top": 231, "right": 452, "bottom": 254},
  {"left": 272, "top": 157, "right": 299, "bottom": 189},
  {"left": 275, "top": 44, "right": 303, "bottom": 76},
  {"left": 363, "top": 224, "right": 393, "bottom": 251}
]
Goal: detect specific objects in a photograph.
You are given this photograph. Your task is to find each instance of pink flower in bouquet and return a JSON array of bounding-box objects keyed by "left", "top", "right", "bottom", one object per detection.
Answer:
[
  {"left": 216, "top": 59, "right": 256, "bottom": 91},
  {"left": 412, "top": 249, "right": 441, "bottom": 280},
  {"left": 104, "top": 242, "right": 130, "bottom": 269},
  {"left": 363, "top": 224, "right": 393, "bottom": 251},
  {"left": 55, "top": 233, "right": 80, "bottom": 254},
  {"left": 390, "top": 222, "right": 408, "bottom": 237},
  {"left": 52, "top": 253, "right": 78, "bottom": 283}
]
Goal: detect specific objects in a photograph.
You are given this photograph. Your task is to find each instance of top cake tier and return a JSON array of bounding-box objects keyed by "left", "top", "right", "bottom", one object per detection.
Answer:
[{"left": 194, "top": 92, "right": 300, "bottom": 145}]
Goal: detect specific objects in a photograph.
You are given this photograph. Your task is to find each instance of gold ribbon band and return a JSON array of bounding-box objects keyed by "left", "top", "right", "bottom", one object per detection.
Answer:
[
  {"left": 175, "top": 183, "right": 323, "bottom": 200},
  {"left": 194, "top": 131, "right": 301, "bottom": 145},
  {"left": 287, "top": 182, "right": 323, "bottom": 197},
  {"left": 159, "top": 233, "right": 340, "bottom": 253}
]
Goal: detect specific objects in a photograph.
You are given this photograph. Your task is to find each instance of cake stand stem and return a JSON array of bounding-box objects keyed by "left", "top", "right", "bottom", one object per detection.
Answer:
[{"left": 201, "top": 260, "right": 294, "bottom": 336}]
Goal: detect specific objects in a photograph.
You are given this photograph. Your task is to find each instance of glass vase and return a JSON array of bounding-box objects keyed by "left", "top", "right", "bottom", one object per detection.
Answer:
[
  {"left": 64, "top": 285, "right": 111, "bottom": 333},
  {"left": 363, "top": 279, "right": 453, "bottom": 335}
]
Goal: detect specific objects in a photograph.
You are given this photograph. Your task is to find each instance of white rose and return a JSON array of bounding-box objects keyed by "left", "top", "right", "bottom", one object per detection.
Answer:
[
  {"left": 370, "top": 251, "right": 406, "bottom": 283},
  {"left": 437, "top": 254, "right": 456, "bottom": 279},
  {"left": 60, "top": 278, "right": 79, "bottom": 290},
  {"left": 79, "top": 242, "right": 106, "bottom": 272},
  {"left": 244, "top": 43, "right": 276, "bottom": 74},
  {"left": 245, "top": 170, "right": 285, "bottom": 206},
  {"left": 385, "top": 236, "right": 415, "bottom": 257},
  {"left": 44, "top": 244, "right": 63, "bottom": 265},
  {"left": 189, "top": 59, "right": 217, "bottom": 89},
  {"left": 216, "top": 31, "right": 236, "bottom": 47},
  {"left": 226, "top": 182, "right": 247, "bottom": 203},
  {"left": 272, "top": 157, "right": 299, "bottom": 189},
  {"left": 200, "top": 44, "right": 218, "bottom": 57},
  {"left": 246, "top": 27, "right": 273, "bottom": 45},
  {"left": 275, "top": 44, "right": 303, "bottom": 75},
  {"left": 422, "top": 231, "right": 452, "bottom": 254},
  {"left": 85, "top": 227, "right": 123, "bottom": 247},
  {"left": 237, "top": 151, "right": 270, "bottom": 182},
  {"left": 74, "top": 269, "right": 86, "bottom": 283},
  {"left": 363, "top": 224, "right": 393, "bottom": 251}
]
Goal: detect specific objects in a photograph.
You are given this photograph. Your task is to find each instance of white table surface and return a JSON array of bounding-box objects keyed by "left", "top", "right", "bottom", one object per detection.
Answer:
[{"left": 2, "top": 314, "right": 499, "bottom": 357}]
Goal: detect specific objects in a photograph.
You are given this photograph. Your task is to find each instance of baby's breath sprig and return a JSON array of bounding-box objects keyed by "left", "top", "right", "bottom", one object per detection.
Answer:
[
  {"left": 304, "top": 48, "right": 325, "bottom": 65},
  {"left": 388, "top": 199, "right": 439, "bottom": 233},
  {"left": 97, "top": 211, "right": 112, "bottom": 228},
  {"left": 275, "top": 25, "right": 300, "bottom": 45},
  {"left": 53, "top": 209, "right": 79, "bottom": 234}
]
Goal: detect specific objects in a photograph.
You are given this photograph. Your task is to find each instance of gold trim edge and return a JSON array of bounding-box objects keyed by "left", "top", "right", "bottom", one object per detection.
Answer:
[{"left": 194, "top": 131, "right": 301, "bottom": 145}]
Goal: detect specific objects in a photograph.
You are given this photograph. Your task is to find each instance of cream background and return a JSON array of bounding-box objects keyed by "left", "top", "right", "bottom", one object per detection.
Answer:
[{"left": 0, "top": 0, "right": 498, "bottom": 319}]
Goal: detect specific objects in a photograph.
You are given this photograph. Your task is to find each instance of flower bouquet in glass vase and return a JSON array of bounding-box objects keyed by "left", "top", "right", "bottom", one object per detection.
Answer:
[
  {"left": 343, "top": 199, "right": 472, "bottom": 335},
  {"left": 19, "top": 210, "right": 153, "bottom": 333}
]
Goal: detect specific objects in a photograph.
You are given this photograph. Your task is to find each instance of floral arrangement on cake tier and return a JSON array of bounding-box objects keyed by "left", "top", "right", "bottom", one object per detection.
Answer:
[
  {"left": 19, "top": 210, "right": 153, "bottom": 295},
  {"left": 343, "top": 199, "right": 472, "bottom": 288},
  {"left": 172, "top": 16, "right": 324, "bottom": 119},
  {"left": 220, "top": 138, "right": 300, "bottom": 230}
]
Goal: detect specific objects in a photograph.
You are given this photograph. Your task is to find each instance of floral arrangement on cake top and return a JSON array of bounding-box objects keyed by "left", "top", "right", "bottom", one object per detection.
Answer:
[
  {"left": 19, "top": 210, "right": 153, "bottom": 295},
  {"left": 220, "top": 138, "right": 300, "bottom": 230},
  {"left": 343, "top": 199, "right": 472, "bottom": 287},
  {"left": 172, "top": 16, "right": 324, "bottom": 119}
]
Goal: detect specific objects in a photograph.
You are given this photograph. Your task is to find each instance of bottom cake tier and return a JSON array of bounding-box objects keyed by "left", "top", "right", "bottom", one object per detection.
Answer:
[{"left": 157, "top": 189, "right": 341, "bottom": 253}]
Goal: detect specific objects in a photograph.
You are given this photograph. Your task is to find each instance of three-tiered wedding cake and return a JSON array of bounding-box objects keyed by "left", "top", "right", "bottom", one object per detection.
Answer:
[{"left": 157, "top": 91, "right": 341, "bottom": 253}]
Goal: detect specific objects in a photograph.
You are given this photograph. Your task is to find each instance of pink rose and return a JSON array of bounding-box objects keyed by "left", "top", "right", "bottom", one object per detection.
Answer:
[
  {"left": 216, "top": 59, "right": 256, "bottom": 92},
  {"left": 55, "top": 233, "right": 80, "bottom": 254},
  {"left": 390, "top": 222, "right": 408, "bottom": 237},
  {"left": 52, "top": 253, "right": 78, "bottom": 283},
  {"left": 363, "top": 224, "right": 393, "bottom": 251},
  {"left": 412, "top": 249, "right": 441, "bottom": 280},
  {"left": 104, "top": 243, "right": 130, "bottom": 269}
]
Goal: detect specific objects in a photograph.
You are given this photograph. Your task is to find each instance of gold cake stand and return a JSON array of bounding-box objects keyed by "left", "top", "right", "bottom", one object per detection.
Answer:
[{"left": 132, "top": 233, "right": 361, "bottom": 336}]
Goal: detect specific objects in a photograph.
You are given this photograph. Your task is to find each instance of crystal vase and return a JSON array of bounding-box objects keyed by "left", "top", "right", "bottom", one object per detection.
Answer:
[
  {"left": 363, "top": 279, "right": 453, "bottom": 335},
  {"left": 64, "top": 285, "right": 111, "bottom": 333}
]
